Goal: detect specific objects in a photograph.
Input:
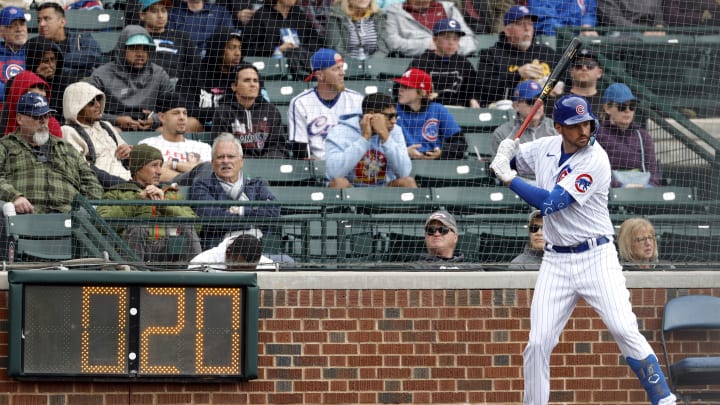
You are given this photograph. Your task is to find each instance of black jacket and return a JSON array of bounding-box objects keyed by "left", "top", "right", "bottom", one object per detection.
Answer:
[
  {"left": 211, "top": 98, "right": 288, "bottom": 158},
  {"left": 243, "top": 4, "right": 321, "bottom": 58},
  {"left": 410, "top": 51, "right": 480, "bottom": 107}
]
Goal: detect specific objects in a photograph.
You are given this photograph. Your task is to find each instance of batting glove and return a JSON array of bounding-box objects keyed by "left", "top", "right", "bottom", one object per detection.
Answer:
[
  {"left": 496, "top": 138, "right": 519, "bottom": 160},
  {"left": 489, "top": 155, "right": 517, "bottom": 183}
]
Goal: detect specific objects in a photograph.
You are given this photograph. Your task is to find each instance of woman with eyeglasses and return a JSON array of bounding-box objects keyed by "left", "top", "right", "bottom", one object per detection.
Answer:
[
  {"left": 616, "top": 217, "right": 670, "bottom": 270},
  {"left": 510, "top": 210, "right": 544, "bottom": 270},
  {"left": 595, "top": 83, "right": 661, "bottom": 188}
]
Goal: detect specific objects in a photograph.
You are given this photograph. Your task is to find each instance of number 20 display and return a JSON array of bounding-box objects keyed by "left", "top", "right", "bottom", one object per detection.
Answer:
[{"left": 8, "top": 270, "right": 259, "bottom": 381}]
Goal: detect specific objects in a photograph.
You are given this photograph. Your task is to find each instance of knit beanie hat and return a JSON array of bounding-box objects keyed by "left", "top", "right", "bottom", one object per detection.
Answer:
[{"left": 128, "top": 144, "right": 163, "bottom": 175}]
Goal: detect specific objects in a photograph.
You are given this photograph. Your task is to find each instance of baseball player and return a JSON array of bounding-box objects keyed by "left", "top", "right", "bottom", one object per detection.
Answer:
[
  {"left": 288, "top": 48, "right": 363, "bottom": 160},
  {"left": 490, "top": 95, "right": 676, "bottom": 405}
]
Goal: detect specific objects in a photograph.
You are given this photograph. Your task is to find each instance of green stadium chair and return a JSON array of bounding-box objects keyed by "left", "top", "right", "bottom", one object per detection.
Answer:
[
  {"left": 268, "top": 186, "right": 341, "bottom": 215},
  {"left": 341, "top": 187, "right": 433, "bottom": 214},
  {"left": 344, "top": 80, "right": 394, "bottom": 96},
  {"left": 608, "top": 186, "right": 700, "bottom": 215},
  {"left": 93, "top": 31, "right": 122, "bottom": 54},
  {"left": 65, "top": 9, "right": 126, "bottom": 31},
  {"left": 447, "top": 107, "right": 511, "bottom": 132},
  {"left": 475, "top": 34, "right": 499, "bottom": 51},
  {"left": 276, "top": 104, "right": 289, "bottom": 126},
  {"left": 410, "top": 160, "right": 492, "bottom": 187},
  {"left": 246, "top": 56, "right": 290, "bottom": 80},
  {"left": 186, "top": 132, "right": 214, "bottom": 144},
  {"left": 365, "top": 55, "right": 412, "bottom": 79},
  {"left": 431, "top": 186, "right": 527, "bottom": 215},
  {"left": 263, "top": 80, "right": 307, "bottom": 105},
  {"left": 656, "top": 223, "right": 720, "bottom": 262},
  {"left": 243, "top": 159, "right": 315, "bottom": 186},
  {"left": 464, "top": 132, "right": 496, "bottom": 161},
  {"left": 464, "top": 223, "right": 528, "bottom": 264},
  {"left": 4, "top": 214, "right": 73, "bottom": 262},
  {"left": 119, "top": 131, "right": 156, "bottom": 146},
  {"left": 25, "top": 10, "right": 38, "bottom": 33},
  {"left": 343, "top": 57, "right": 369, "bottom": 79}
]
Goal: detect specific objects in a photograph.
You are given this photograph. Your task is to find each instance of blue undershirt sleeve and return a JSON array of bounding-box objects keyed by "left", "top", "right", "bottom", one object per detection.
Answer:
[{"left": 509, "top": 178, "right": 575, "bottom": 215}]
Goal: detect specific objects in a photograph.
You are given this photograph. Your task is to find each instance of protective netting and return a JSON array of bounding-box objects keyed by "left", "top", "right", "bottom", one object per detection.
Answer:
[{"left": 1, "top": 1, "right": 719, "bottom": 269}]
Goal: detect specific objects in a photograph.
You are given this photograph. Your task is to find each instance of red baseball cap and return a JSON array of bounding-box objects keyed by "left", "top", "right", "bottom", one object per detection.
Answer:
[{"left": 393, "top": 68, "right": 433, "bottom": 92}]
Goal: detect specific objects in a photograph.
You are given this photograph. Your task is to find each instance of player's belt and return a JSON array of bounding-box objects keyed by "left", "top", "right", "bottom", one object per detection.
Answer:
[{"left": 545, "top": 236, "right": 611, "bottom": 254}]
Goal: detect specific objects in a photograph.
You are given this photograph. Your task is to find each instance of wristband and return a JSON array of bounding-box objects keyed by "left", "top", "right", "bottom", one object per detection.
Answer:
[{"left": 172, "top": 158, "right": 179, "bottom": 170}]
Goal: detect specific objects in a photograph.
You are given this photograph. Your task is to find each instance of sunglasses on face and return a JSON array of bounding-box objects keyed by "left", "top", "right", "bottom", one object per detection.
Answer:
[
  {"left": 573, "top": 61, "right": 598, "bottom": 70},
  {"left": 382, "top": 112, "right": 398, "bottom": 121},
  {"left": 614, "top": 103, "right": 636, "bottom": 112},
  {"left": 529, "top": 224, "right": 543, "bottom": 233},
  {"left": 425, "top": 226, "right": 452, "bottom": 236},
  {"left": 86, "top": 95, "right": 102, "bottom": 108}
]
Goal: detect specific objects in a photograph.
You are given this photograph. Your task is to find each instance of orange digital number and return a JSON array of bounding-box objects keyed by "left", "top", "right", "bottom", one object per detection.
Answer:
[
  {"left": 81, "top": 286, "right": 127, "bottom": 374},
  {"left": 195, "top": 288, "right": 241, "bottom": 374},
  {"left": 139, "top": 288, "right": 184, "bottom": 374}
]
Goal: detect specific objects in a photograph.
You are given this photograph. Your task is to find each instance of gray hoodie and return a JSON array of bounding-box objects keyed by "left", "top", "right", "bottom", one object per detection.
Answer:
[{"left": 88, "top": 25, "right": 173, "bottom": 127}]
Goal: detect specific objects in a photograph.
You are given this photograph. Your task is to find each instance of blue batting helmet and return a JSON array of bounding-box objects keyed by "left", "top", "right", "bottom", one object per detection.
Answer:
[{"left": 552, "top": 95, "right": 598, "bottom": 135}]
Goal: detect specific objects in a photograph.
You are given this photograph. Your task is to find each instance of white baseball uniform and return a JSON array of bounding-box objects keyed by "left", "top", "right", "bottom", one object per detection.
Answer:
[
  {"left": 287, "top": 88, "right": 363, "bottom": 160},
  {"left": 514, "top": 136, "right": 658, "bottom": 404}
]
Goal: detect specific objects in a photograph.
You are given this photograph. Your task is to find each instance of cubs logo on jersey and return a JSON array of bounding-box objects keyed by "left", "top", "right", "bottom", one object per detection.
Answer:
[
  {"left": 3, "top": 63, "right": 22, "bottom": 82},
  {"left": 574, "top": 173, "right": 593, "bottom": 193},
  {"left": 307, "top": 116, "right": 333, "bottom": 140},
  {"left": 422, "top": 118, "right": 440, "bottom": 142}
]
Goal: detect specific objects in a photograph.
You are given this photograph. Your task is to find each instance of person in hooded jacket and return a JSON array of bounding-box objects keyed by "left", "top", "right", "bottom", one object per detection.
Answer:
[
  {"left": 1, "top": 70, "right": 62, "bottom": 138},
  {"left": 211, "top": 64, "right": 286, "bottom": 158},
  {"left": 88, "top": 25, "right": 174, "bottom": 131},
  {"left": 24, "top": 36, "right": 66, "bottom": 117},
  {"left": 187, "top": 28, "right": 245, "bottom": 129},
  {"left": 62, "top": 82, "right": 132, "bottom": 189}
]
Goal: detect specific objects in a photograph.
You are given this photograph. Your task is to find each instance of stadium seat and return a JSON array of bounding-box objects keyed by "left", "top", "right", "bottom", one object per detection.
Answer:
[
  {"left": 343, "top": 57, "right": 369, "bottom": 79},
  {"left": 3, "top": 214, "right": 73, "bottom": 262},
  {"left": 246, "top": 57, "right": 290, "bottom": 80},
  {"left": 661, "top": 295, "right": 720, "bottom": 404},
  {"left": 431, "top": 186, "right": 527, "bottom": 215},
  {"left": 410, "top": 160, "right": 492, "bottom": 187},
  {"left": 93, "top": 31, "right": 122, "bottom": 54},
  {"left": 365, "top": 55, "right": 412, "bottom": 79},
  {"left": 186, "top": 132, "right": 214, "bottom": 144},
  {"left": 656, "top": 223, "right": 720, "bottom": 262},
  {"left": 243, "top": 159, "right": 315, "bottom": 186},
  {"left": 341, "top": 187, "right": 433, "bottom": 214},
  {"left": 64, "top": 9, "right": 126, "bottom": 31},
  {"left": 464, "top": 132, "right": 496, "bottom": 161},
  {"left": 263, "top": 80, "right": 307, "bottom": 105},
  {"left": 447, "top": 107, "right": 511, "bottom": 132},
  {"left": 25, "top": 10, "right": 38, "bottom": 32},
  {"left": 344, "top": 80, "right": 394, "bottom": 96},
  {"left": 268, "top": 186, "right": 341, "bottom": 215},
  {"left": 464, "top": 223, "right": 527, "bottom": 264},
  {"left": 608, "top": 186, "right": 700, "bottom": 215},
  {"left": 119, "top": 131, "right": 156, "bottom": 146}
]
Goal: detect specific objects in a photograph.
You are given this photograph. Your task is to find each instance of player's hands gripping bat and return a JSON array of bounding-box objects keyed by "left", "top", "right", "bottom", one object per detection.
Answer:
[{"left": 512, "top": 37, "right": 583, "bottom": 141}]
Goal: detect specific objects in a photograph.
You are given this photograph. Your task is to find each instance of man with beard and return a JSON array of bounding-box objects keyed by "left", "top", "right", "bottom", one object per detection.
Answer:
[
  {"left": 0, "top": 93, "right": 103, "bottom": 214},
  {"left": 139, "top": 92, "right": 211, "bottom": 182},
  {"left": 62, "top": 82, "right": 132, "bottom": 189},
  {"left": 211, "top": 64, "right": 286, "bottom": 158},
  {"left": 546, "top": 49, "right": 604, "bottom": 118},
  {"left": 89, "top": 25, "right": 174, "bottom": 131},
  {"left": 476, "top": 6, "right": 560, "bottom": 106},
  {"left": 288, "top": 48, "right": 363, "bottom": 160}
]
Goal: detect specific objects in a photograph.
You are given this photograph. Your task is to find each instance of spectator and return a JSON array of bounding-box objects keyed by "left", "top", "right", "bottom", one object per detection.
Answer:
[
  {"left": 138, "top": 0, "right": 201, "bottom": 92},
  {"left": 325, "top": 93, "right": 416, "bottom": 188},
  {"left": 528, "top": 0, "right": 597, "bottom": 37},
  {"left": 0, "top": 93, "right": 102, "bottom": 214},
  {"left": 547, "top": 48, "right": 603, "bottom": 119},
  {"left": 394, "top": 68, "right": 467, "bottom": 160},
  {"left": 139, "top": 92, "right": 212, "bottom": 183},
  {"left": 409, "top": 18, "right": 481, "bottom": 108},
  {"left": 288, "top": 48, "right": 363, "bottom": 160},
  {"left": 62, "top": 82, "right": 132, "bottom": 189},
  {"left": 188, "top": 234, "right": 276, "bottom": 271},
  {"left": 325, "top": 0, "right": 389, "bottom": 59},
  {"left": 190, "top": 133, "right": 280, "bottom": 248},
  {"left": 596, "top": 83, "right": 660, "bottom": 188},
  {"left": 617, "top": 217, "right": 661, "bottom": 269},
  {"left": 385, "top": 0, "right": 476, "bottom": 57},
  {"left": 420, "top": 210, "right": 464, "bottom": 262},
  {"left": 509, "top": 210, "right": 544, "bottom": 270},
  {"left": 464, "top": 0, "right": 516, "bottom": 34},
  {"left": 89, "top": 25, "right": 174, "bottom": 131},
  {"left": 167, "top": 0, "right": 234, "bottom": 54},
  {"left": 475, "top": 5, "right": 560, "bottom": 105},
  {"left": 97, "top": 144, "right": 202, "bottom": 263},
  {"left": 664, "top": 0, "right": 720, "bottom": 27},
  {"left": 187, "top": 28, "right": 244, "bottom": 128},
  {"left": 211, "top": 63, "right": 287, "bottom": 159},
  {"left": 0, "top": 6, "right": 27, "bottom": 104},
  {"left": 242, "top": 0, "right": 322, "bottom": 69},
  {"left": 599, "top": 0, "right": 665, "bottom": 33},
  {"left": 2, "top": 70, "right": 62, "bottom": 138},
  {"left": 492, "top": 80, "right": 556, "bottom": 156},
  {"left": 24, "top": 36, "right": 66, "bottom": 116},
  {"left": 36, "top": 1, "right": 102, "bottom": 82}
]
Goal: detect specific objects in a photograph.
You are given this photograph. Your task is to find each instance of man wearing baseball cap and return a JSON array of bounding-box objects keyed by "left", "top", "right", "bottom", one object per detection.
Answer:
[
  {"left": 385, "top": 0, "right": 475, "bottom": 57},
  {"left": 408, "top": 18, "right": 481, "bottom": 108},
  {"left": 138, "top": 0, "right": 200, "bottom": 90},
  {"left": 491, "top": 80, "right": 556, "bottom": 157},
  {"left": 420, "top": 210, "right": 464, "bottom": 262},
  {"left": 288, "top": 48, "right": 363, "bottom": 160},
  {"left": 0, "top": 6, "right": 27, "bottom": 104},
  {"left": 0, "top": 92, "right": 102, "bottom": 214},
  {"left": 394, "top": 68, "right": 467, "bottom": 160},
  {"left": 97, "top": 143, "right": 202, "bottom": 263},
  {"left": 476, "top": 5, "right": 561, "bottom": 105}
]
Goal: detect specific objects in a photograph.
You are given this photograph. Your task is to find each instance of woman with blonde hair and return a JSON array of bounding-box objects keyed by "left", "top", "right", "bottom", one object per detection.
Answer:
[
  {"left": 617, "top": 217, "right": 659, "bottom": 269},
  {"left": 325, "top": 0, "right": 389, "bottom": 59}
]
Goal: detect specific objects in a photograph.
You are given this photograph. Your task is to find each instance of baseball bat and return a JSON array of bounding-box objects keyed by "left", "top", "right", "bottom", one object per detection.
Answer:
[{"left": 512, "top": 37, "right": 583, "bottom": 140}]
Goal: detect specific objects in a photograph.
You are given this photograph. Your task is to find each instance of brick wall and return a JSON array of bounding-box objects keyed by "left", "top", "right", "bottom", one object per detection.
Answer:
[{"left": 0, "top": 275, "right": 719, "bottom": 404}]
